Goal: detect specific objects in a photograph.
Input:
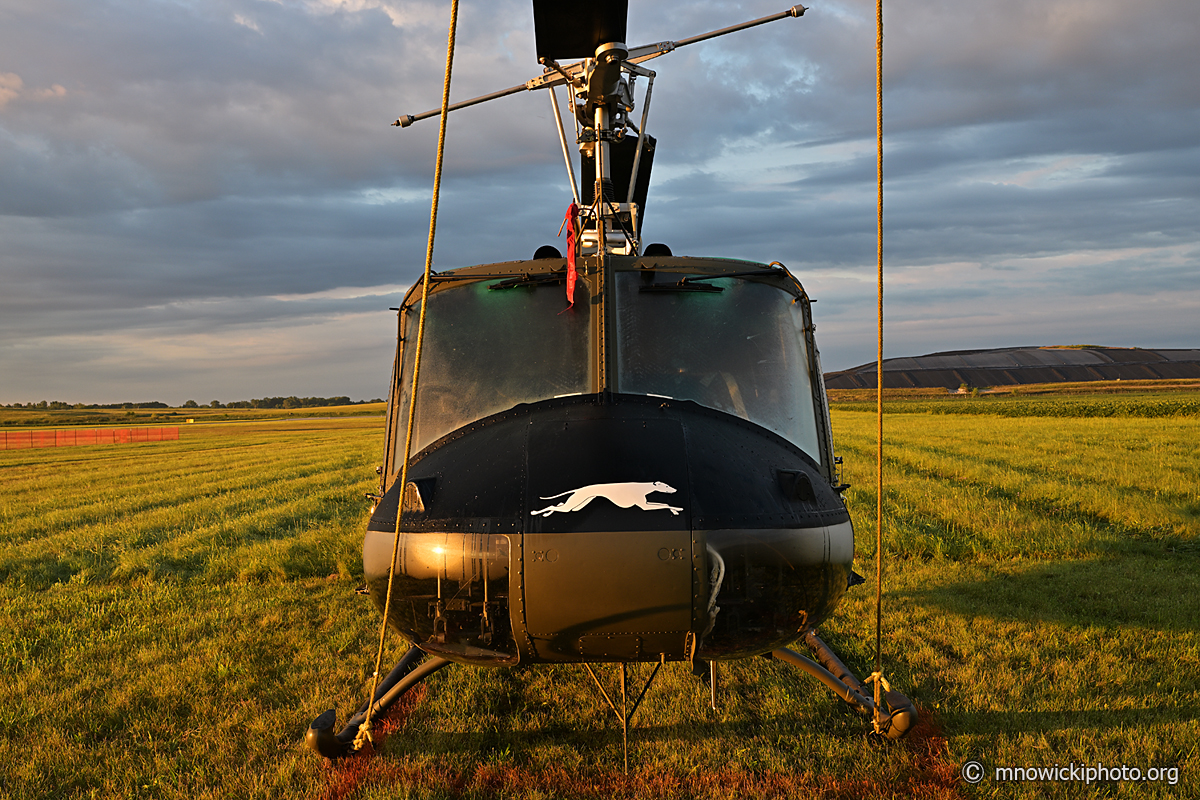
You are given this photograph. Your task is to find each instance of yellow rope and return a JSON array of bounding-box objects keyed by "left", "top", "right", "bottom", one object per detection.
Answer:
[
  {"left": 355, "top": 0, "right": 461, "bottom": 752},
  {"left": 873, "top": 0, "right": 885, "bottom": 734}
]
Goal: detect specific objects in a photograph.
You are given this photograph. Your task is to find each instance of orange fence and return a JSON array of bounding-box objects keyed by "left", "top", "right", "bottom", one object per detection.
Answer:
[{"left": 1, "top": 427, "right": 180, "bottom": 450}]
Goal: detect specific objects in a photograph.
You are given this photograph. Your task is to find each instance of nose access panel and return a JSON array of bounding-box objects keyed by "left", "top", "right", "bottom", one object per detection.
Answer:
[
  {"left": 521, "top": 415, "right": 694, "bottom": 661},
  {"left": 523, "top": 529, "right": 693, "bottom": 660}
]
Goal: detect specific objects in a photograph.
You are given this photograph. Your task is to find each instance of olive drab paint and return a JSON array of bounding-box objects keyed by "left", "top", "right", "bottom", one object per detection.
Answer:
[{"left": 363, "top": 255, "right": 851, "bottom": 666}]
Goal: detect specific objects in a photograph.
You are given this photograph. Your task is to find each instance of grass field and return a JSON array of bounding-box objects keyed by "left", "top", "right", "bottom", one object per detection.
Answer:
[
  {"left": 0, "top": 403, "right": 386, "bottom": 430},
  {"left": 1, "top": 399, "right": 1197, "bottom": 798},
  {"left": 830, "top": 381, "right": 1200, "bottom": 419}
]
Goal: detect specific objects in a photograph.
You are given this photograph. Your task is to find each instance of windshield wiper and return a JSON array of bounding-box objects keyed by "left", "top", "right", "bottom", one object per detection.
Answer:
[
  {"left": 487, "top": 271, "right": 567, "bottom": 290},
  {"left": 638, "top": 267, "right": 783, "bottom": 293},
  {"left": 640, "top": 279, "right": 723, "bottom": 293}
]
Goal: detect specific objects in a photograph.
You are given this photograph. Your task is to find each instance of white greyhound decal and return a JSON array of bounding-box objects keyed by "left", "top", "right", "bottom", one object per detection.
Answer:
[{"left": 531, "top": 481, "right": 683, "bottom": 517}]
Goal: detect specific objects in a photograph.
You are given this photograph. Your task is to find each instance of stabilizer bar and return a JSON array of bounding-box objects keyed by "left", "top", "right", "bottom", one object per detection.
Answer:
[
  {"left": 393, "top": 6, "right": 806, "bottom": 128},
  {"left": 630, "top": 5, "right": 805, "bottom": 62}
]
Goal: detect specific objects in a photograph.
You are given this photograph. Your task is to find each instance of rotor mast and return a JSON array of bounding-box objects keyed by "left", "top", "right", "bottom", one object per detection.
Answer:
[{"left": 391, "top": 5, "right": 807, "bottom": 257}]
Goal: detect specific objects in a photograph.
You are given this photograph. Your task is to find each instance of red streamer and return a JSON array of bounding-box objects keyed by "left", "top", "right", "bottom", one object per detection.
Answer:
[{"left": 562, "top": 202, "right": 579, "bottom": 309}]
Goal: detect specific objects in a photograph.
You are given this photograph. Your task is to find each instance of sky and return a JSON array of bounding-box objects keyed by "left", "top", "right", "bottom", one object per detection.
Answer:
[{"left": 1, "top": 0, "right": 1197, "bottom": 405}]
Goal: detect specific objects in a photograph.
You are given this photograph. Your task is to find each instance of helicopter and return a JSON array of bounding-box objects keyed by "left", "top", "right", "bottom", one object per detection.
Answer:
[{"left": 307, "top": 0, "right": 916, "bottom": 763}]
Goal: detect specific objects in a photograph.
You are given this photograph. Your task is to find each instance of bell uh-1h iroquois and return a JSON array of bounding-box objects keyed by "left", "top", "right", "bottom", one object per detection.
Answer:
[{"left": 307, "top": 0, "right": 916, "bottom": 762}]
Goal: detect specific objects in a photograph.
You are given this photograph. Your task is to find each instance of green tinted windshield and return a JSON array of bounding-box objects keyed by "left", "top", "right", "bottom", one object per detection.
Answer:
[
  {"left": 615, "top": 272, "right": 821, "bottom": 461},
  {"left": 396, "top": 278, "right": 591, "bottom": 455},
  {"left": 393, "top": 268, "right": 820, "bottom": 463}
]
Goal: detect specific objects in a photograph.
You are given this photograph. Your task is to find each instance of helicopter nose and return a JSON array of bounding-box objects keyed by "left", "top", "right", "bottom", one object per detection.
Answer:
[{"left": 521, "top": 527, "right": 696, "bottom": 661}]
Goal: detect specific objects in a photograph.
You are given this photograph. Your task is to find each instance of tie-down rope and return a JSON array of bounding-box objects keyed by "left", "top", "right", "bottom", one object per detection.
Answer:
[
  {"left": 355, "top": 0, "right": 461, "bottom": 753},
  {"left": 873, "top": 0, "right": 886, "bottom": 734}
]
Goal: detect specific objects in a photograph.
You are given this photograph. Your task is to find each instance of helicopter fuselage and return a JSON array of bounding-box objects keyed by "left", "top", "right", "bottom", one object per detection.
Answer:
[{"left": 364, "top": 253, "right": 852, "bottom": 667}]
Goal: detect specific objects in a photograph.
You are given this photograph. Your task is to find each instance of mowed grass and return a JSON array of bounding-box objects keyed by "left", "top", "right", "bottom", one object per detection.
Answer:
[
  {"left": 1, "top": 404, "right": 1198, "bottom": 798},
  {"left": 0, "top": 419, "right": 384, "bottom": 798},
  {"left": 830, "top": 384, "right": 1200, "bottom": 419},
  {"left": 0, "top": 402, "right": 386, "bottom": 429},
  {"left": 830, "top": 412, "right": 1200, "bottom": 798}
]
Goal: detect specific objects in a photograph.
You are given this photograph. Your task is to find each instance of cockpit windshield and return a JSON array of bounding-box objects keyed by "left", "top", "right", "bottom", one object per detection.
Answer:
[
  {"left": 392, "top": 266, "right": 822, "bottom": 464},
  {"left": 615, "top": 272, "right": 822, "bottom": 462},
  {"left": 396, "top": 278, "right": 592, "bottom": 454}
]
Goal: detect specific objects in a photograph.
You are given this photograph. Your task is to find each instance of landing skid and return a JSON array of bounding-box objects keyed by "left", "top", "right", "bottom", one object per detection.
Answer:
[
  {"left": 306, "top": 645, "right": 452, "bottom": 759},
  {"left": 772, "top": 629, "right": 917, "bottom": 739},
  {"left": 306, "top": 631, "right": 915, "bottom": 763}
]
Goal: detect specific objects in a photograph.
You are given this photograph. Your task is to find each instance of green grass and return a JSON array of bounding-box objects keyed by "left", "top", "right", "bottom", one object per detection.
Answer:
[
  {"left": 835, "top": 414, "right": 1199, "bottom": 559},
  {"left": 1, "top": 403, "right": 1198, "bottom": 798},
  {"left": 0, "top": 403, "right": 386, "bottom": 429},
  {"left": 832, "top": 391, "right": 1200, "bottom": 419},
  {"left": 0, "top": 419, "right": 383, "bottom": 799}
]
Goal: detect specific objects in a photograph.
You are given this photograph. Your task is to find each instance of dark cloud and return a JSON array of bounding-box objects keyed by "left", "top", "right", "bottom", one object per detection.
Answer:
[{"left": 1, "top": 0, "right": 1197, "bottom": 403}]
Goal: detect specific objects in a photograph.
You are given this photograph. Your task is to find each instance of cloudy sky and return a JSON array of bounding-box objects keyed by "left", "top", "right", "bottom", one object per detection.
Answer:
[{"left": 1, "top": 0, "right": 1196, "bottom": 405}]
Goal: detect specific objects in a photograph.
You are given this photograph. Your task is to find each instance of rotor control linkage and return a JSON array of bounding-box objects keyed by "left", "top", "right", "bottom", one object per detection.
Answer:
[
  {"left": 773, "top": 630, "right": 917, "bottom": 740},
  {"left": 306, "top": 646, "right": 453, "bottom": 759},
  {"left": 392, "top": 6, "right": 806, "bottom": 128}
]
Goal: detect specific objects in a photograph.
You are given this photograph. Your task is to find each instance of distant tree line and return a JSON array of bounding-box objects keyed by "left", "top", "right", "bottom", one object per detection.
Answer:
[
  {"left": 206, "top": 396, "right": 383, "bottom": 409},
  {"left": 4, "top": 396, "right": 384, "bottom": 410},
  {"left": 3, "top": 401, "right": 170, "bottom": 410}
]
